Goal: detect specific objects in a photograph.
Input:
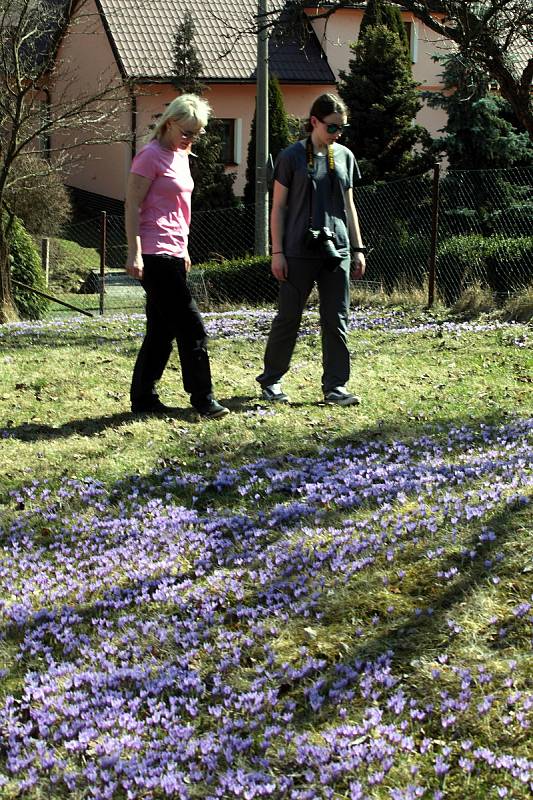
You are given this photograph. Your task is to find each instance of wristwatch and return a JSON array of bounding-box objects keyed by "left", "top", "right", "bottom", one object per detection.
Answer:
[{"left": 351, "top": 245, "right": 367, "bottom": 254}]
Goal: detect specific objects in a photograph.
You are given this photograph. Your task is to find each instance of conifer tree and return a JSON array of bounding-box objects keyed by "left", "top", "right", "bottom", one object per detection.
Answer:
[
  {"left": 359, "top": 0, "right": 410, "bottom": 59},
  {"left": 427, "top": 53, "right": 533, "bottom": 241},
  {"left": 426, "top": 54, "right": 533, "bottom": 170},
  {"left": 172, "top": 12, "right": 236, "bottom": 210},
  {"left": 243, "top": 75, "right": 292, "bottom": 204},
  {"left": 172, "top": 10, "right": 204, "bottom": 95},
  {"left": 339, "top": 24, "right": 432, "bottom": 183},
  {"left": 189, "top": 121, "right": 237, "bottom": 211},
  {"left": 368, "top": 0, "right": 533, "bottom": 136}
]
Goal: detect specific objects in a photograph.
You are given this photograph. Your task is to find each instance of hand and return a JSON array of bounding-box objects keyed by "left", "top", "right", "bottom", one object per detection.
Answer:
[
  {"left": 184, "top": 251, "right": 192, "bottom": 273},
  {"left": 351, "top": 253, "right": 366, "bottom": 280},
  {"left": 126, "top": 257, "right": 144, "bottom": 281},
  {"left": 271, "top": 252, "right": 288, "bottom": 282}
]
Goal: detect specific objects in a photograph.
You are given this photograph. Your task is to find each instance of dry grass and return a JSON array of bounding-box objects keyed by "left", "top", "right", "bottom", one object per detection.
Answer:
[
  {"left": 501, "top": 284, "right": 533, "bottom": 323},
  {"left": 451, "top": 283, "right": 496, "bottom": 317},
  {"left": 449, "top": 282, "right": 533, "bottom": 323}
]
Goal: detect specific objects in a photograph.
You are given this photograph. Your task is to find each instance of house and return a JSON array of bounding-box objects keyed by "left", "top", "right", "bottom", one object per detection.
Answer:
[{"left": 51, "top": 0, "right": 450, "bottom": 207}]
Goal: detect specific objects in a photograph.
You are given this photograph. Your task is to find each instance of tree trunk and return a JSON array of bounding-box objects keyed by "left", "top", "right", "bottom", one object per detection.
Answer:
[{"left": 0, "top": 230, "right": 19, "bottom": 323}]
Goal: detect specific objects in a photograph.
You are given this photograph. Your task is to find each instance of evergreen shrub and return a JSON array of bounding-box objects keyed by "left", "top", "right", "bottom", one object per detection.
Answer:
[
  {"left": 438, "top": 234, "right": 485, "bottom": 304},
  {"left": 438, "top": 234, "right": 532, "bottom": 304},
  {"left": 9, "top": 216, "right": 49, "bottom": 319},
  {"left": 370, "top": 234, "right": 429, "bottom": 291},
  {"left": 188, "top": 205, "right": 255, "bottom": 264},
  {"left": 243, "top": 75, "right": 292, "bottom": 204},
  {"left": 339, "top": 23, "right": 433, "bottom": 182},
  {"left": 195, "top": 255, "right": 277, "bottom": 305},
  {"left": 485, "top": 235, "right": 533, "bottom": 295}
]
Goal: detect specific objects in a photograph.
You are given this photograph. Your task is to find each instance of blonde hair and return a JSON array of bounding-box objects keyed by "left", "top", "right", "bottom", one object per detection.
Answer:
[{"left": 150, "top": 93, "right": 212, "bottom": 141}]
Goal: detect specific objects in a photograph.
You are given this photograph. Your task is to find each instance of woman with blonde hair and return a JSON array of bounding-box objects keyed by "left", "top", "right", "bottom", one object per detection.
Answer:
[{"left": 125, "top": 94, "right": 229, "bottom": 418}]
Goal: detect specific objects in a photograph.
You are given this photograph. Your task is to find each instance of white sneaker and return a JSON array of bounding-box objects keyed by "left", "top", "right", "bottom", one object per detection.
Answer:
[
  {"left": 324, "top": 386, "right": 361, "bottom": 406},
  {"left": 261, "top": 383, "right": 290, "bottom": 403}
]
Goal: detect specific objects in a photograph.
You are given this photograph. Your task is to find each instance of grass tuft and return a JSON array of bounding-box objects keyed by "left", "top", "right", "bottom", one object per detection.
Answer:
[{"left": 501, "top": 283, "right": 533, "bottom": 323}]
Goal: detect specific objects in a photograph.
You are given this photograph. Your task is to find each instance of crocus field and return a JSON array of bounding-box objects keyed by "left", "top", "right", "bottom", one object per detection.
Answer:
[{"left": 0, "top": 308, "right": 532, "bottom": 800}]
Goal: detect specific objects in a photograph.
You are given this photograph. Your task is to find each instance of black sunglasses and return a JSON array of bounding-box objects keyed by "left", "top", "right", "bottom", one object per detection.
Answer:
[{"left": 319, "top": 120, "right": 349, "bottom": 134}]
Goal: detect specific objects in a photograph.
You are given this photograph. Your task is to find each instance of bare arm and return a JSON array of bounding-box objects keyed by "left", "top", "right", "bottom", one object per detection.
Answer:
[
  {"left": 345, "top": 187, "right": 366, "bottom": 280},
  {"left": 270, "top": 179, "right": 289, "bottom": 281},
  {"left": 124, "top": 173, "right": 152, "bottom": 280}
]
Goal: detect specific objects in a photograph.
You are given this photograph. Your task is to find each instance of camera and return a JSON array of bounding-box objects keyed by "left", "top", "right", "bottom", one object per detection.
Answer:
[{"left": 305, "top": 226, "right": 343, "bottom": 271}]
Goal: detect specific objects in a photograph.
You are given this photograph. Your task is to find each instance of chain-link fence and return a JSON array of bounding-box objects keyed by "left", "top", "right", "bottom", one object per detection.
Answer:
[
  {"left": 42, "top": 166, "right": 532, "bottom": 314},
  {"left": 356, "top": 165, "right": 532, "bottom": 304}
]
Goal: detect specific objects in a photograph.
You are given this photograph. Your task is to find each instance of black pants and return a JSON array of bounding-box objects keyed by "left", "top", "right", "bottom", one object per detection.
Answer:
[{"left": 130, "top": 255, "right": 213, "bottom": 410}]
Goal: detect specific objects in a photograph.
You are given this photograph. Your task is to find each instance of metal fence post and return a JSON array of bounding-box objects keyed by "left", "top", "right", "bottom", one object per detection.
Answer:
[
  {"left": 41, "top": 237, "right": 50, "bottom": 287},
  {"left": 427, "top": 162, "right": 440, "bottom": 308},
  {"left": 99, "top": 211, "right": 107, "bottom": 315}
]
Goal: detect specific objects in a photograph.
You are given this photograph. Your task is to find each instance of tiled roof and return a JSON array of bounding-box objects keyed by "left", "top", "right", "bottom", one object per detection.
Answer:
[
  {"left": 97, "top": 0, "right": 335, "bottom": 83},
  {"left": 508, "top": 39, "right": 531, "bottom": 81}
]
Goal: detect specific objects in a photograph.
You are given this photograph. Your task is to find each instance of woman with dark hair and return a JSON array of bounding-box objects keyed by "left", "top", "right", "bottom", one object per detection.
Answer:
[
  {"left": 125, "top": 94, "right": 229, "bottom": 419},
  {"left": 256, "top": 93, "right": 366, "bottom": 406}
]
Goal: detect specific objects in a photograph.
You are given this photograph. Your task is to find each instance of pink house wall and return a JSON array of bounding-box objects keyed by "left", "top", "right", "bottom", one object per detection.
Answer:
[{"left": 50, "top": 0, "right": 131, "bottom": 200}]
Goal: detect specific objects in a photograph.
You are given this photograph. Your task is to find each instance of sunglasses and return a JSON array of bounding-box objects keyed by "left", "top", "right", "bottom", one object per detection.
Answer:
[
  {"left": 174, "top": 122, "right": 205, "bottom": 141},
  {"left": 319, "top": 120, "right": 349, "bottom": 134}
]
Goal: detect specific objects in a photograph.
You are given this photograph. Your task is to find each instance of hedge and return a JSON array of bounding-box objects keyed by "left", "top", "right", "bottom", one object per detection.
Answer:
[
  {"left": 193, "top": 235, "right": 532, "bottom": 308},
  {"left": 194, "top": 255, "right": 277, "bottom": 305},
  {"left": 485, "top": 235, "right": 533, "bottom": 295},
  {"left": 438, "top": 234, "right": 532, "bottom": 304},
  {"left": 368, "top": 234, "right": 429, "bottom": 292}
]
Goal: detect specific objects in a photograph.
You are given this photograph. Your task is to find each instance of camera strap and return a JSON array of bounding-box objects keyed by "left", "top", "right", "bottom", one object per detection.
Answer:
[{"left": 305, "top": 136, "right": 336, "bottom": 228}]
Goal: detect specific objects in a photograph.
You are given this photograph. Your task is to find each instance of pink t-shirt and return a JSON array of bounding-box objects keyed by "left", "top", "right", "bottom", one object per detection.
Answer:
[{"left": 131, "top": 140, "right": 193, "bottom": 257}]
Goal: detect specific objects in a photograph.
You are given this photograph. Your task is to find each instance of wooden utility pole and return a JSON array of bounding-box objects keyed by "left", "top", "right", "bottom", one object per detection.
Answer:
[{"left": 254, "top": 0, "right": 269, "bottom": 255}]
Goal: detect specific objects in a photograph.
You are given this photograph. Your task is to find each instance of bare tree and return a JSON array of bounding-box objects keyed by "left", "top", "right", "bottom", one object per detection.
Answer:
[
  {"left": 389, "top": 1, "right": 532, "bottom": 136},
  {"left": 0, "top": 0, "right": 130, "bottom": 322}
]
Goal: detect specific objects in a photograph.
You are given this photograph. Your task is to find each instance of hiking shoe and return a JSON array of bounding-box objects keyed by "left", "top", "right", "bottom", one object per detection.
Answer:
[
  {"left": 131, "top": 398, "right": 176, "bottom": 414},
  {"left": 324, "top": 387, "right": 361, "bottom": 406},
  {"left": 261, "top": 383, "right": 290, "bottom": 403},
  {"left": 196, "top": 399, "right": 230, "bottom": 419}
]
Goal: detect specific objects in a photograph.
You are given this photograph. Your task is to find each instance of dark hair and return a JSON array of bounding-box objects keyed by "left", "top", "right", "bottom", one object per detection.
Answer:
[{"left": 304, "top": 93, "right": 348, "bottom": 132}]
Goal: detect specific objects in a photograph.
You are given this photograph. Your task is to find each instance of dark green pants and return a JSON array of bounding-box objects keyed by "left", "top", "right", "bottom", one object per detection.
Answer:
[{"left": 257, "top": 255, "right": 351, "bottom": 393}]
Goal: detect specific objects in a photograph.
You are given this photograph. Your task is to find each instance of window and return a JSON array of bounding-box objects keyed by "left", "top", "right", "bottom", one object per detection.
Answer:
[
  {"left": 211, "top": 118, "right": 242, "bottom": 165},
  {"left": 403, "top": 21, "right": 417, "bottom": 63},
  {"left": 218, "top": 119, "right": 236, "bottom": 165}
]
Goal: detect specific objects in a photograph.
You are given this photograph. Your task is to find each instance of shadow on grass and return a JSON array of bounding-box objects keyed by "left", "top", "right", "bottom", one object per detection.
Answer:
[
  {"left": 1, "top": 492, "right": 527, "bottom": 732},
  {"left": 0, "top": 329, "right": 144, "bottom": 352},
  {"left": 2, "top": 396, "right": 272, "bottom": 443},
  {"left": 3, "top": 411, "right": 185, "bottom": 440},
  {"left": 286, "top": 501, "right": 529, "bottom": 729},
  {"left": 1, "top": 410, "right": 527, "bottom": 525}
]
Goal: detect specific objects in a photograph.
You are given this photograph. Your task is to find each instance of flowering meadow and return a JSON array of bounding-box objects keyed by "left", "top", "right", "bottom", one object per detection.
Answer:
[{"left": 0, "top": 308, "right": 532, "bottom": 799}]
